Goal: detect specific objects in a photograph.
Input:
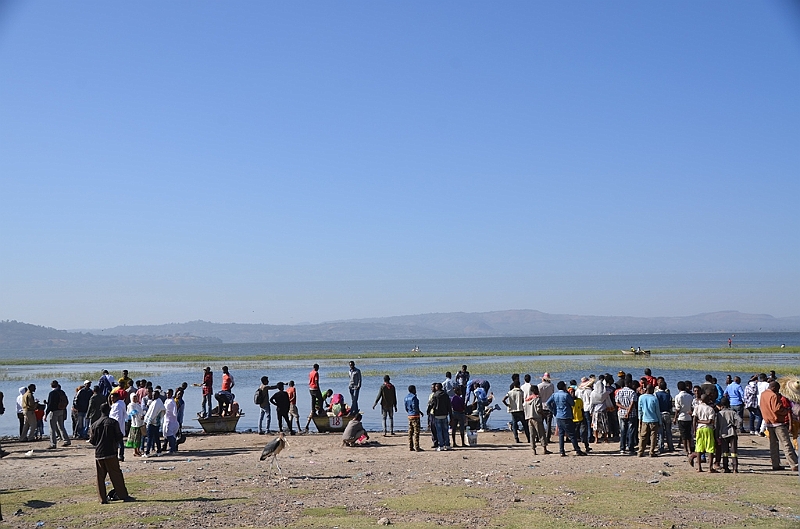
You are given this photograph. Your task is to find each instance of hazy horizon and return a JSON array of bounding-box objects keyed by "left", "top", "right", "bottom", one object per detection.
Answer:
[{"left": 1, "top": 3, "right": 798, "bottom": 330}]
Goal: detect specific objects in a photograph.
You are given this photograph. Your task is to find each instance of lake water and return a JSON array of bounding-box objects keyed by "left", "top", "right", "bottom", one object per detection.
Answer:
[{"left": 2, "top": 332, "right": 798, "bottom": 438}]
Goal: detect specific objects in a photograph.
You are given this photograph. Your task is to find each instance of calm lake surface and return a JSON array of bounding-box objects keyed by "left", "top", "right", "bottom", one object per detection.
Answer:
[{"left": 2, "top": 332, "right": 798, "bottom": 437}]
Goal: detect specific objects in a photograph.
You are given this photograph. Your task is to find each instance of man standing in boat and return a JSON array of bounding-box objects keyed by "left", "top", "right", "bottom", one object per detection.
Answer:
[
  {"left": 309, "top": 364, "right": 324, "bottom": 416},
  {"left": 348, "top": 361, "right": 362, "bottom": 415}
]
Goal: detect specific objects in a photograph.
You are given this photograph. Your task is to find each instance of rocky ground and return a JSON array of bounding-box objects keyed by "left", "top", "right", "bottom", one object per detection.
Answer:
[{"left": 1, "top": 428, "right": 798, "bottom": 528}]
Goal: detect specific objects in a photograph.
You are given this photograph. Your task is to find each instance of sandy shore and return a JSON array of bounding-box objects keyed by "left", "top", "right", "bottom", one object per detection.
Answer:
[{"left": 1, "top": 428, "right": 798, "bottom": 528}]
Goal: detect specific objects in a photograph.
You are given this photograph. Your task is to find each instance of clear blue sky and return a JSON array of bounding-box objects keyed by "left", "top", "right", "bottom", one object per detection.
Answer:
[{"left": 1, "top": 2, "right": 799, "bottom": 329}]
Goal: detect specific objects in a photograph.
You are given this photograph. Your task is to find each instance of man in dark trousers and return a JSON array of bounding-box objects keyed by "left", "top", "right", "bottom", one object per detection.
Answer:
[
  {"left": 90, "top": 403, "right": 134, "bottom": 504},
  {"left": 373, "top": 375, "right": 398, "bottom": 436},
  {"left": 269, "top": 382, "right": 294, "bottom": 435}
]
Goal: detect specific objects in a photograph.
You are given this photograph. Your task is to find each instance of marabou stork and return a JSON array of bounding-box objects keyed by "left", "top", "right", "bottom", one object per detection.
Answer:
[{"left": 259, "top": 432, "right": 288, "bottom": 476}]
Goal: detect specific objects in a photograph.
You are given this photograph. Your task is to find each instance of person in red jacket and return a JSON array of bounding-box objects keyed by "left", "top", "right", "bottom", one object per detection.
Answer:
[{"left": 759, "top": 381, "right": 798, "bottom": 471}]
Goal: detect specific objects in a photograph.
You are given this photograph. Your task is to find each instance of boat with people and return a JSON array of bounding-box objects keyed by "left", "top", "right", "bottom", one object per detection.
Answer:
[{"left": 621, "top": 347, "right": 651, "bottom": 356}]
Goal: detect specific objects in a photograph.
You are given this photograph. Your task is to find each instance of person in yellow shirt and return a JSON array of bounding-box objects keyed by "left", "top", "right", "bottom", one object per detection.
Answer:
[{"left": 568, "top": 386, "right": 592, "bottom": 454}]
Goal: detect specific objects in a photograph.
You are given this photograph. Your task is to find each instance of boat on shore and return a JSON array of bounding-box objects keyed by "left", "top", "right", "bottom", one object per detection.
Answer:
[
  {"left": 195, "top": 414, "right": 242, "bottom": 433},
  {"left": 312, "top": 414, "right": 353, "bottom": 433}
]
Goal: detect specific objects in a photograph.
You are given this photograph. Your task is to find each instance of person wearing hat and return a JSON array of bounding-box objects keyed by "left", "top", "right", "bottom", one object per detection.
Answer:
[
  {"left": 616, "top": 371, "right": 626, "bottom": 388},
  {"left": 74, "top": 380, "right": 93, "bottom": 439},
  {"left": 537, "top": 373, "right": 555, "bottom": 443}
]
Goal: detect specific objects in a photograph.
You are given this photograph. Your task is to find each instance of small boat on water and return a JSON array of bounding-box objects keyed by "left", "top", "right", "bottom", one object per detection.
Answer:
[
  {"left": 411, "top": 345, "right": 421, "bottom": 352},
  {"left": 312, "top": 414, "right": 353, "bottom": 433},
  {"left": 621, "top": 349, "right": 651, "bottom": 356},
  {"left": 195, "top": 414, "right": 242, "bottom": 434}
]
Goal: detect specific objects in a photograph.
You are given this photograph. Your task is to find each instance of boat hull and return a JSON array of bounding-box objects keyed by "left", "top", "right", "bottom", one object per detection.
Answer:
[
  {"left": 312, "top": 414, "right": 352, "bottom": 433},
  {"left": 196, "top": 415, "right": 241, "bottom": 433}
]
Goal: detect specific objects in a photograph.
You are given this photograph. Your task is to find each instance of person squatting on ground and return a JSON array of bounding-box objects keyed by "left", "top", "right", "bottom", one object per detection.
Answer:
[
  {"left": 373, "top": 375, "right": 398, "bottom": 436},
  {"left": 342, "top": 413, "right": 369, "bottom": 446},
  {"left": 405, "top": 385, "right": 423, "bottom": 451}
]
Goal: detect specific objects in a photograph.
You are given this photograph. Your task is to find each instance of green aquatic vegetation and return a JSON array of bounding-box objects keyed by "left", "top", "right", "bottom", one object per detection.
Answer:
[
  {"left": 0, "top": 370, "right": 161, "bottom": 382},
  {"left": 2, "top": 345, "right": 797, "bottom": 368},
  {"left": 596, "top": 356, "right": 800, "bottom": 376}
]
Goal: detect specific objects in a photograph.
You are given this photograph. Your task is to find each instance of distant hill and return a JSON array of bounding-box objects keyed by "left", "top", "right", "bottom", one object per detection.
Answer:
[
  {"left": 79, "top": 310, "right": 800, "bottom": 344},
  {"left": 0, "top": 320, "right": 222, "bottom": 350}
]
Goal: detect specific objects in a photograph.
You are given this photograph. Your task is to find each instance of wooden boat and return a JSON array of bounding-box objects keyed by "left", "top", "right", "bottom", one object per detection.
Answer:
[
  {"left": 312, "top": 414, "right": 353, "bottom": 433},
  {"left": 621, "top": 349, "right": 651, "bottom": 356},
  {"left": 195, "top": 414, "right": 242, "bottom": 433}
]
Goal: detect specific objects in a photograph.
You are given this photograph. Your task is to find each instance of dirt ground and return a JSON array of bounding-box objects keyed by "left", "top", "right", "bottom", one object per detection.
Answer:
[{"left": 1, "top": 427, "right": 799, "bottom": 528}]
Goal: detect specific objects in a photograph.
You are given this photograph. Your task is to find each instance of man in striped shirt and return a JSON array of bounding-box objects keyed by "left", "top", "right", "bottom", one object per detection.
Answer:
[{"left": 615, "top": 382, "right": 637, "bottom": 455}]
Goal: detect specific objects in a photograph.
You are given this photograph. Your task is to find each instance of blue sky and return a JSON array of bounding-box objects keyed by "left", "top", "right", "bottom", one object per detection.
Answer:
[{"left": 1, "top": 2, "right": 799, "bottom": 329}]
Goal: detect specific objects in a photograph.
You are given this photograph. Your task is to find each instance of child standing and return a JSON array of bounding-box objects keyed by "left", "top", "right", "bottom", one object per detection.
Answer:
[
  {"left": 286, "top": 381, "right": 302, "bottom": 433},
  {"left": 689, "top": 393, "right": 717, "bottom": 472},
  {"left": 404, "top": 385, "right": 422, "bottom": 452},
  {"left": 716, "top": 396, "right": 741, "bottom": 472}
]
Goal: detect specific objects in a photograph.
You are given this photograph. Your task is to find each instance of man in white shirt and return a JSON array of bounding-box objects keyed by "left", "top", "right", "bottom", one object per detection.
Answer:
[
  {"left": 674, "top": 381, "right": 694, "bottom": 454},
  {"left": 442, "top": 372, "right": 455, "bottom": 398},
  {"left": 109, "top": 392, "right": 127, "bottom": 462}
]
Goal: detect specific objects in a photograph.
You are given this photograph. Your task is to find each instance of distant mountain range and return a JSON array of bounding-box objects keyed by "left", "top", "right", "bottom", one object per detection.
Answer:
[
  {"left": 0, "top": 320, "right": 221, "bottom": 350},
  {"left": 3, "top": 310, "right": 800, "bottom": 350}
]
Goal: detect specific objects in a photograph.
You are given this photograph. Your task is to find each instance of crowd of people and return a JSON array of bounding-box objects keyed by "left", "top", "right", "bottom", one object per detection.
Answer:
[
  {"left": 14, "top": 369, "right": 188, "bottom": 459},
  {"left": 334, "top": 364, "right": 799, "bottom": 474},
  {"left": 5, "top": 361, "right": 799, "bottom": 503}
]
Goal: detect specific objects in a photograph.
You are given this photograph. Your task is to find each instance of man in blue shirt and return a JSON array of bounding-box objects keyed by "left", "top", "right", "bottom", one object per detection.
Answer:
[
  {"left": 723, "top": 376, "right": 746, "bottom": 433},
  {"left": 404, "top": 385, "right": 422, "bottom": 452},
  {"left": 545, "top": 381, "right": 587, "bottom": 457},
  {"left": 638, "top": 384, "right": 661, "bottom": 457},
  {"left": 655, "top": 381, "right": 674, "bottom": 453}
]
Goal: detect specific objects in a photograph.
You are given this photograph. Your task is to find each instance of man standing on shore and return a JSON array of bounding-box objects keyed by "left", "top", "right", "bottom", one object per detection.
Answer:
[
  {"left": 545, "top": 381, "right": 586, "bottom": 457},
  {"left": 637, "top": 385, "right": 660, "bottom": 458},
  {"left": 373, "top": 375, "right": 398, "bottom": 436},
  {"left": 90, "top": 403, "right": 134, "bottom": 504},
  {"left": 309, "top": 364, "right": 323, "bottom": 416},
  {"left": 538, "top": 373, "right": 555, "bottom": 443},
  {"left": 760, "top": 381, "right": 798, "bottom": 471},
  {"left": 256, "top": 376, "right": 279, "bottom": 435},
  {"left": 74, "top": 380, "right": 93, "bottom": 439},
  {"left": 46, "top": 380, "right": 71, "bottom": 449},
  {"left": 348, "top": 361, "right": 362, "bottom": 415}
]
